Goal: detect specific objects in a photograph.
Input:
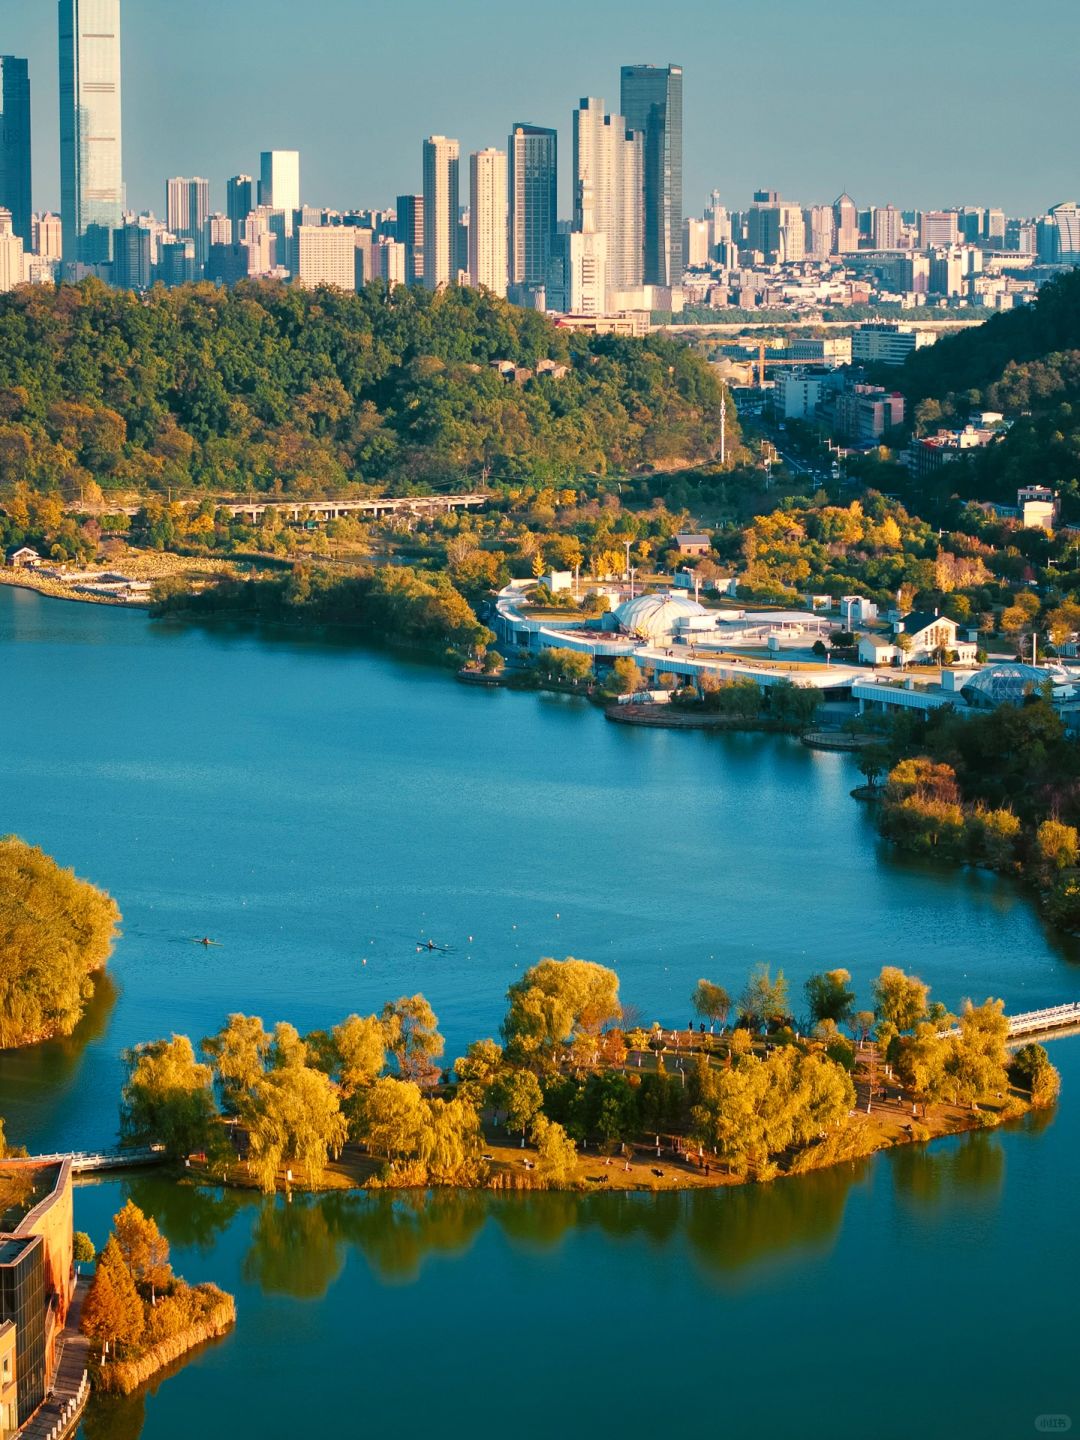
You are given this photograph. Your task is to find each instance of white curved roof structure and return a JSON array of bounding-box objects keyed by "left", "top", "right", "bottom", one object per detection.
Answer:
[{"left": 614, "top": 593, "right": 708, "bottom": 641}]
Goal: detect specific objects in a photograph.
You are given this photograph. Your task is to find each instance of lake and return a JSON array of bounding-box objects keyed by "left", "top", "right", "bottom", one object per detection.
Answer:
[{"left": 0, "top": 585, "right": 1077, "bottom": 1439}]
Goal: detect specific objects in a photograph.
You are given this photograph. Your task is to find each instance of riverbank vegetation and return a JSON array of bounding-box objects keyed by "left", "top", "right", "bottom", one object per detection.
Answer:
[
  {"left": 0, "top": 836, "right": 121, "bottom": 1048},
  {"left": 81, "top": 1199, "right": 235, "bottom": 1395},
  {"left": 117, "top": 956, "right": 1055, "bottom": 1195},
  {"left": 868, "top": 696, "right": 1080, "bottom": 930}
]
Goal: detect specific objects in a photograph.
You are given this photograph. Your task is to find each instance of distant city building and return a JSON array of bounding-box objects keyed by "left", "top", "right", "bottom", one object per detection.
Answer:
[
  {"left": 158, "top": 236, "right": 196, "bottom": 287},
  {"left": 803, "top": 204, "right": 835, "bottom": 261},
  {"left": 833, "top": 193, "right": 859, "bottom": 253},
  {"left": 0, "top": 208, "right": 25, "bottom": 292},
  {"left": 851, "top": 322, "right": 935, "bottom": 365},
  {"left": 0, "top": 57, "right": 32, "bottom": 250},
  {"left": 775, "top": 370, "right": 826, "bottom": 420},
  {"left": 294, "top": 224, "right": 356, "bottom": 290},
  {"left": 1044, "top": 202, "right": 1080, "bottom": 264},
  {"left": 509, "top": 123, "right": 557, "bottom": 292},
  {"left": 372, "top": 236, "right": 406, "bottom": 285},
  {"left": 469, "top": 147, "right": 507, "bottom": 296},
  {"left": 872, "top": 204, "right": 902, "bottom": 250},
  {"left": 572, "top": 97, "right": 642, "bottom": 296},
  {"left": 919, "top": 209, "right": 960, "bottom": 249},
  {"left": 112, "top": 215, "right": 157, "bottom": 289},
  {"left": 59, "top": 0, "right": 125, "bottom": 268},
  {"left": 835, "top": 383, "right": 905, "bottom": 445},
  {"left": 207, "top": 213, "right": 231, "bottom": 247},
  {"left": 620, "top": 63, "right": 683, "bottom": 285},
  {"left": 395, "top": 193, "right": 424, "bottom": 284},
  {"left": 422, "top": 136, "right": 460, "bottom": 290},
  {"left": 226, "top": 175, "right": 254, "bottom": 238},
  {"left": 32, "top": 212, "right": 62, "bottom": 260},
  {"left": 929, "top": 245, "right": 964, "bottom": 297},
  {"left": 258, "top": 150, "right": 300, "bottom": 229},
  {"left": 549, "top": 229, "right": 606, "bottom": 315},
  {"left": 684, "top": 218, "right": 710, "bottom": 267},
  {"left": 166, "top": 177, "right": 210, "bottom": 268}
]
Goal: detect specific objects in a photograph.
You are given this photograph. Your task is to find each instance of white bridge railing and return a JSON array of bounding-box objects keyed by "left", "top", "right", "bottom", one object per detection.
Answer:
[
  {"left": 28, "top": 1147, "right": 166, "bottom": 1174},
  {"left": 1007, "top": 1002, "right": 1080, "bottom": 1037}
]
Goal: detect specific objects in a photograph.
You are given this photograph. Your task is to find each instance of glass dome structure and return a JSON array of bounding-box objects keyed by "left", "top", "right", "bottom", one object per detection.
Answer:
[
  {"left": 961, "top": 663, "right": 1050, "bottom": 708},
  {"left": 613, "top": 594, "right": 708, "bottom": 642}
]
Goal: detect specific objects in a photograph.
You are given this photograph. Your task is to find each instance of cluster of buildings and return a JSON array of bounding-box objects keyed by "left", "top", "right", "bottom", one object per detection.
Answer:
[{"left": 2, "top": 8, "right": 1076, "bottom": 330}]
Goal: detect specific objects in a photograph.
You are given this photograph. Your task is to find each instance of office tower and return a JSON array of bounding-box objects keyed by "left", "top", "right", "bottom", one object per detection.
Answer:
[
  {"left": 572, "top": 98, "right": 642, "bottom": 292},
  {"left": 929, "top": 246, "right": 964, "bottom": 297},
  {"left": 294, "top": 225, "right": 356, "bottom": 290},
  {"left": 705, "top": 194, "right": 731, "bottom": 249},
  {"left": 1048, "top": 202, "right": 1080, "bottom": 264},
  {"left": 620, "top": 63, "right": 683, "bottom": 285},
  {"left": 803, "top": 205, "right": 834, "bottom": 261},
  {"left": 684, "top": 218, "right": 710, "bottom": 267},
  {"left": 352, "top": 227, "right": 374, "bottom": 286},
  {"left": 549, "top": 230, "right": 606, "bottom": 314},
  {"left": 226, "top": 175, "right": 254, "bottom": 237},
  {"left": 747, "top": 192, "right": 801, "bottom": 262},
  {"left": 0, "top": 208, "right": 25, "bottom": 292},
  {"left": 919, "top": 209, "right": 960, "bottom": 248},
  {"left": 112, "top": 216, "right": 155, "bottom": 289},
  {"left": 873, "top": 204, "right": 902, "bottom": 249},
  {"left": 469, "top": 148, "right": 508, "bottom": 296},
  {"left": 0, "top": 58, "right": 32, "bottom": 249},
  {"left": 33, "top": 213, "right": 63, "bottom": 260},
  {"left": 166, "top": 177, "right": 210, "bottom": 267},
  {"left": 259, "top": 151, "right": 300, "bottom": 227},
  {"left": 395, "top": 194, "right": 424, "bottom": 283},
  {"left": 158, "top": 237, "right": 195, "bottom": 287},
  {"left": 59, "top": 0, "right": 125, "bottom": 268},
  {"left": 422, "top": 136, "right": 459, "bottom": 290},
  {"left": 984, "top": 208, "right": 1006, "bottom": 245},
  {"left": 833, "top": 193, "right": 859, "bottom": 253},
  {"left": 509, "top": 123, "right": 557, "bottom": 291}
]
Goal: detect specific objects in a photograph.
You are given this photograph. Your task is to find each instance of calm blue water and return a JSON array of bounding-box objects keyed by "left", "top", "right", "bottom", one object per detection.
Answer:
[{"left": 0, "top": 587, "right": 1077, "bottom": 1440}]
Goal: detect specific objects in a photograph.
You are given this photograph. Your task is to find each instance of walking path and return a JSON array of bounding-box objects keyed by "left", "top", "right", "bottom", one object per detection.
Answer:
[{"left": 19, "top": 1279, "right": 90, "bottom": 1440}]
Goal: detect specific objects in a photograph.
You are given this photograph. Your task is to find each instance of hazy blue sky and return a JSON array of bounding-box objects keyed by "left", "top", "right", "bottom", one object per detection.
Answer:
[{"left": 7, "top": 0, "right": 1078, "bottom": 219}]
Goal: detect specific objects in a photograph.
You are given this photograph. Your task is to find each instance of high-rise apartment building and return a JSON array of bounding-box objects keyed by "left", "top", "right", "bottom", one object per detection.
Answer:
[
  {"left": 32, "top": 213, "right": 63, "bottom": 260},
  {"left": 395, "top": 195, "right": 424, "bottom": 284},
  {"left": 873, "top": 204, "right": 902, "bottom": 249},
  {"left": 259, "top": 151, "right": 300, "bottom": 226},
  {"left": 372, "top": 237, "right": 407, "bottom": 286},
  {"left": 620, "top": 64, "right": 683, "bottom": 286},
  {"left": 0, "top": 208, "right": 25, "bottom": 293},
  {"left": 422, "top": 136, "right": 460, "bottom": 290},
  {"left": 226, "top": 175, "right": 254, "bottom": 238},
  {"left": 549, "top": 230, "right": 606, "bottom": 315},
  {"left": 294, "top": 225, "right": 356, "bottom": 290},
  {"left": 0, "top": 58, "right": 32, "bottom": 250},
  {"left": 1046, "top": 202, "right": 1080, "bottom": 264},
  {"left": 112, "top": 215, "right": 156, "bottom": 289},
  {"left": 166, "top": 177, "right": 210, "bottom": 267},
  {"left": 572, "top": 98, "right": 642, "bottom": 294},
  {"left": 833, "top": 193, "right": 859, "bottom": 253},
  {"left": 929, "top": 246, "right": 964, "bottom": 297},
  {"left": 207, "top": 214, "right": 232, "bottom": 247},
  {"left": 508, "top": 123, "right": 557, "bottom": 292},
  {"left": 469, "top": 148, "right": 508, "bottom": 296},
  {"left": 803, "top": 205, "right": 834, "bottom": 261},
  {"left": 59, "top": 0, "right": 124, "bottom": 268},
  {"left": 684, "top": 218, "right": 710, "bottom": 267}
]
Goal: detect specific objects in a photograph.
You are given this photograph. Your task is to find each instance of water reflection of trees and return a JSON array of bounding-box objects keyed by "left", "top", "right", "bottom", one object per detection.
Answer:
[{"left": 890, "top": 1130, "right": 1005, "bottom": 1210}]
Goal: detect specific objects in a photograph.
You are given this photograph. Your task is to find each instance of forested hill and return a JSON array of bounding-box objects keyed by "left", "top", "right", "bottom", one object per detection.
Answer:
[
  {"left": 893, "top": 269, "right": 1080, "bottom": 500},
  {"left": 0, "top": 280, "right": 731, "bottom": 497}
]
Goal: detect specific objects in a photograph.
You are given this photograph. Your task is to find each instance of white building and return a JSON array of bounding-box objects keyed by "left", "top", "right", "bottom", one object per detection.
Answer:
[
  {"left": 851, "top": 323, "right": 936, "bottom": 366},
  {"left": 469, "top": 148, "right": 508, "bottom": 297},
  {"left": 572, "top": 97, "right": 642, "bottom": 298},
  {"left": 259, "top": 151, "right": 300, "bottom": 225},
  {"left": 422, "top": 136, "right": 460, "bottom": 290},
  {"left": 0, "top": 210, "right": 24, "bottom": 292},
  {"left": 294, "top": 226, "right": 356, "bottom": 291},
  {"left": 564, "top": 231, "right": 607, "bottom": 316},
  {"left": 775, "top": 371, "right": 824, "bottom": 420}
]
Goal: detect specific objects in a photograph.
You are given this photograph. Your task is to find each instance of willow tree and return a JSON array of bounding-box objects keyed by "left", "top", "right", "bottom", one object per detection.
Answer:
[
  {"left": 0, "top": 836, "right": 121, "bottom": 1048},
  {"left": 120, "top": 1035, "right": 220, "bottom": 1160},
  {"left": 503, "top": 957, "right": 621, "bottom": 1064}
]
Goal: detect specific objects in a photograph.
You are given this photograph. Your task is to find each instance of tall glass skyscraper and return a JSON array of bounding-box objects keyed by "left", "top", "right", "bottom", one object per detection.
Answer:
[
  {"left": 59, "top": 0, "right": 124, "bottom": 268},
  {"left": 0, "top": 58, "right": 32, "bottom": 250},
  {"left": 508, "top": 123, "right": 557, "bottom": 291},
  {"left": 619, "top": 63, "right": 683, "bottom": 287}
]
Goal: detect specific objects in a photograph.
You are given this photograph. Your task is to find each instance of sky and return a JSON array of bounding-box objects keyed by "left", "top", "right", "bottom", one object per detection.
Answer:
[{"left": 5, "top": 0, "right": 1078, "bottom": 220}]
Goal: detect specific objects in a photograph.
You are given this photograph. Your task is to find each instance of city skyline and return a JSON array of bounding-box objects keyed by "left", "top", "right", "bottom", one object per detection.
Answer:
[{"left": 5, "top": 0, "right": 1078, "bottom": 220}]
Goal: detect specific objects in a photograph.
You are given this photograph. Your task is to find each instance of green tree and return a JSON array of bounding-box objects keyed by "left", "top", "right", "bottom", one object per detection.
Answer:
[
  {"left": 358, "top": 1077, "right": 428, "bottom": 1161},
  {"left": 202, "top": 1014, "right": 271, "bottom": 1115},
  {"left": 245, "top": 1064, "right": 349, "bottom": 1191},
  {"left": 530, "top": 1114, "right": 579, "bottom": 1185},
  {"left": 804, "top": 969, "right": 856, "bottom": 1028},
  {"left": 453, "top": 1038, "right": 504, "bottom": 1105},
  {"left": 691, "top": 979, "right": 731, "bottom": 1031},
  {"left": 1010, "top": 1043, "right": 1061, "bottom": 1107},
  {"left": 492, "top": 1068, "right": 544, "bottom": 1136},
  {"left": 737, "top": 964, "right": 789, "bottom": 1032},
  {"left": 73, "top": 1232, "right": 96, "bottom": 1265},
  {"left": 503, "top": 957, "right": 621, "bottom": 1062},
  {"left": 418, "top": 1097, "right": 485, "bottom": 1185}
]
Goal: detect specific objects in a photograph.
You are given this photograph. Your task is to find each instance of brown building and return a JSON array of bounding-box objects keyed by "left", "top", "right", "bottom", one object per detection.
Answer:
[{"left": 0, "top": 1160, "right": 74, "bottom": 1428}]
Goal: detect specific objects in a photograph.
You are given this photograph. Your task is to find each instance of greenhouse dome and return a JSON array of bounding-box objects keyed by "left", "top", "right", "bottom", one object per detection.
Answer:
[
  {"left": 614, "top": 594, "right": 708, "bottom": 642},
  {"left": 961, "top": 663, "right": 1052, "bottom": 709}
]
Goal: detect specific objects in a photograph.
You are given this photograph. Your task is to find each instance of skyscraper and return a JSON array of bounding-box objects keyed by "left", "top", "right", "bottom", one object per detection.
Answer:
[
  {"left": 395, "top": 194, "right": 424, "bottom": 284},
  {"left": 508, "top": 123, "right": 557, "bottom": 291},
  {"left": 226, "top": 176, "right": 254, "bottom": 239},
  {"left": 572, "top": 98, "right": 641, "bottom": 294},
  {"left": 619, "top": 63, "right": 683, "bottom": 286},
  {"left": 422, "top": 136, "right": 459, "bottom": 290},
  {"left": 166, "top": 177, "right": 210, "bottom": 267},
  {"left": 259, "top": 151, "right": 300, "bottom": 224},
  {"left": 469, "top": 149, "right": 507, "bottom": 296},
  {"left": 59, "top": 0, "right": 124, "bottom": 268},
  {"left": 0, "top": 58, "right": 31, "bottom": 250},
  {"left": 833, "top": 193, "right": 859, "bottom": 253}
]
